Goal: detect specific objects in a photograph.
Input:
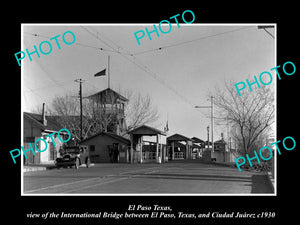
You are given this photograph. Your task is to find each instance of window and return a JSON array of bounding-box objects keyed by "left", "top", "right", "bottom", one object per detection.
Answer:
[{"left": 90, "top": 145, "right": 95, "bottom": 152}]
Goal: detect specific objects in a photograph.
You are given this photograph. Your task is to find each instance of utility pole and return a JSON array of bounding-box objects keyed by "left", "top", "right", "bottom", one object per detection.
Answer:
[
  {"left": 74, "top": 78, "right": 85, "bottom": 141},
  {"left": 207, "top": 126, "right": 210, "bottom": 148},
  {"left": 108, "top": 55, "right": 110, "bottom": 89},
  {"left": 195, "top": 95, "right": 214, "bottom": 152},
  {"left": 211, "top": 96, "right": 214, "bottom": 153}
]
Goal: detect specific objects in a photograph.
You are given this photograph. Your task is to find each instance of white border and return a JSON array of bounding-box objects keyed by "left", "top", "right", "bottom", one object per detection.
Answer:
[{"left": 21, "top": 23, "right": 277, "bottom": 196}]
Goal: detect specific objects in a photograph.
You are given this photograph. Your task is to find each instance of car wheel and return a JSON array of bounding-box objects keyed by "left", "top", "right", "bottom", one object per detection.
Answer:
[
  {"left": 86, "top": 157, "right": 90, "bottom": 168},
  {"left": 75, "top": 158, "right": 80, "bottom": 170}
]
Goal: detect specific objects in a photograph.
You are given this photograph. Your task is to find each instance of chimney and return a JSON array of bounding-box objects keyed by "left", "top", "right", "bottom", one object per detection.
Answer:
[{"left": 41, "top": 103, "right": 47, "bottom": 126}]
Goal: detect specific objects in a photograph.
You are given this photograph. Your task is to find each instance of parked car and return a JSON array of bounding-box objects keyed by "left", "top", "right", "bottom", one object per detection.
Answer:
[{"left": 56, "top": 146, "right": 90, "bottom": 169}]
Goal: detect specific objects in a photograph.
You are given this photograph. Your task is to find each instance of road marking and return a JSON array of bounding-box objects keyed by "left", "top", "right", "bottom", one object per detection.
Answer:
[
  {"left": 24, "top": 166, "right": 162, "bottom": 194},
  {"left": 64, "top": 168, "right": 162, "bottom": 193},
  {"left": 24, "top": 177, "right": 101, "bottom": 193},
  {"left": 63, "top": 177, "right": 130, "bottom": 193}
]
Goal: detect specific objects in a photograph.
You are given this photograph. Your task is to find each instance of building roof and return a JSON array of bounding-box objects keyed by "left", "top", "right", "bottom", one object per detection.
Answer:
[
  {"left": 191, "top": 137, "right": 205, "bottom": 143},
  {"left": 167, "top": 133, "right": 192, "bottom": 142},
  {"left": 86, "top": 88, "right": 128, "bottom": 103},
  {"left": 128, "top": 125, "right": 166, "bottom": 136},
  {"left": 214, "top": 139, "right": 227, "bottom": 144},
  {"left": 80, "top": 132, "right": 130, "bottom": 145},
  {"left": 24, "top": 112, "right": 64, "bottom": 132}
]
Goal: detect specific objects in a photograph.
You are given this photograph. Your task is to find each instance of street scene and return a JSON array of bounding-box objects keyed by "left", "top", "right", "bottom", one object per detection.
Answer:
[
  {"left": 22, "top": 24, "right": 275, "bottom": 195},
  {"left": 24, "top": 161, "right": 273, "bottom": 194}
]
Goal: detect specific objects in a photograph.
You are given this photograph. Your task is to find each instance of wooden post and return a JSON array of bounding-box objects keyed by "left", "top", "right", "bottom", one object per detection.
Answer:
[
  {"left": 140, "top": 136, "right": 143, "bottom": 163},
  {"left": 159, "top": 136, "right": 162, "bottom": 163},
  {"left": 126, "top": 146, "right": 129, "bottom": 163},
  {"left": 156, "top": 134, "right": 159, "bottom": 163},
  {"left": 172, "top": 141, "right": 175, "bottom": 160},
  {"left": 130, "top": 134, "right": 134, "bottom": 163},
  {"left": 186, "top": 141, "right": 188, "bottom": 160}
]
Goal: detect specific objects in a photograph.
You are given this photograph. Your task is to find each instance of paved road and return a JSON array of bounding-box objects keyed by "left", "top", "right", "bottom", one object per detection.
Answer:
[{"left": 23, "top": 161, "right": 274, "bottom": 194}]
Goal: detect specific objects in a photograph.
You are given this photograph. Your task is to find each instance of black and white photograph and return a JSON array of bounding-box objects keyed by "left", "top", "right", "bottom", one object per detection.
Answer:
[
  {"left": 21, "top": 24, "right": 276, "bottom": 195},
  {"left": 4, "top": 4, "right": 298, "bottom": 225}
]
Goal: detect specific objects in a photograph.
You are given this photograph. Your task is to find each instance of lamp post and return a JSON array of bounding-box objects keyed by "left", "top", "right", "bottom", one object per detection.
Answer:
[{"left": 195, "top": 96, "right": 214, "bottom": 152}]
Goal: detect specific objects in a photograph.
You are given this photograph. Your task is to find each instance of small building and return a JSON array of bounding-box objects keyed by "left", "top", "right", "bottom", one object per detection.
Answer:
[
  {"left": 128, "top": 125, "right": 166, "bottom": 163},
  {"left": 212, "top": 139, "right": 227, "bottom": 162},
  {"left": 23, "top": 104, "right": 69, "bottom": 165},
  {"left": 167, "top": 134, "right": 193, "bottom": 160},
  {"left": 79, "top": 132, "right": 130, "bottom": 163},
  {"left": 191, "top": 137, "right": 205, "bottom": 159},
  {"left": 211, "top": 136, "right": 235, "bottom": 163}
]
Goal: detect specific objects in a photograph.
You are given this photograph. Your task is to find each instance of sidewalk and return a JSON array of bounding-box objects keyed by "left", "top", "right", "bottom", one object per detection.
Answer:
[
  {"left": 23, "top": 163, "right": 56, "bottom": 172},
  {"left": 207, "top": 160, "right": 275, "bottom": 192},
  {"left": 23, "top": 163, "right": 95, "bottom": 172}
]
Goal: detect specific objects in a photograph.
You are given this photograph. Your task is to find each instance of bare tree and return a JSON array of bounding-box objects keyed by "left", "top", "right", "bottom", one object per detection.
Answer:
[
  {"left": 51, "top": 94, "right": 82, "bottom": 141},
  {"left": 124, "top": 91, "right": 159, "bottom": 131},
  {"left": 212, "top": 80, "right": 275, "bottom": 158},
  {"left": 49, "top": 90, "right": 159, "bottom": 143}
]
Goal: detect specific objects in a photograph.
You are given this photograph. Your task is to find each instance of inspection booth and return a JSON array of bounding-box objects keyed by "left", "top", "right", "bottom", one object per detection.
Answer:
[
  {"left": 128, "top": 125, "right": 167, "bottom": 163},
  {"left": 167, "top": 134, "right": 193, "bottom": 160}
]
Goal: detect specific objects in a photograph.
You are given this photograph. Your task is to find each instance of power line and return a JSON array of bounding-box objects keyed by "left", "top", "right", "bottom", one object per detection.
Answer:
[
  {"left": 24, "top": 31, "right": 114, "bottom": 52},
  {"left": 23, "top": 26, "right": 254, "bottom": 108},
  {"left": 80, "top": 26, "right": 195, "bottom": 107},
  {"left": 258, "top": 25, "right": 274, "bottom": 39},
  {"left": 133, "top": 26, "right": 253, "bottom": 56}
]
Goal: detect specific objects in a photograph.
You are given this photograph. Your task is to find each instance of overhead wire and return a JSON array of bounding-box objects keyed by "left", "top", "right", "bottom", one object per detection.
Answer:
[
  {"left": 23, "top": 26, "right": 254, "bottom": 108},
  {"left": 132, "top": 26, "right": 253, "bottom": 56},
  {"left": 24, "top": 31, "right": 114, "bottom": 52},
  {"left": 22, "top": 36, "right": 78, "bottom": 107},
  {"left": 79, "top": 26, "right": 195, "bottom": 107}
]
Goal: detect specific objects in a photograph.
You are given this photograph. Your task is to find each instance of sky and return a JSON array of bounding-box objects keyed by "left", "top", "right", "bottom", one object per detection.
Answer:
[{"left": 22, "top": 23, "right": 275, "bottom": 141}]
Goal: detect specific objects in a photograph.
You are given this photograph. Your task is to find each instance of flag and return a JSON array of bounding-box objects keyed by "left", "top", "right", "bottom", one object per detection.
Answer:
[
  {"left": 94, "top": 68, "right": 106, "bottom": 77},
  {"left": 164, "top": 120, "right": 169, "bottom": 132}
]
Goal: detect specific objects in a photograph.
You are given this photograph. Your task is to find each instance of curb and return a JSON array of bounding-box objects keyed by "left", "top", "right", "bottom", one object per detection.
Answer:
[
  {"left": 23, "top": 163, "right": 95, "bottom": 172},
  {"left": 23, "top": 164, "right": 56, "bottom": 172}
]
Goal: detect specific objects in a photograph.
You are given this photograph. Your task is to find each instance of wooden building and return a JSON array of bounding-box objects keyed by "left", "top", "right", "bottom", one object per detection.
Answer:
[
  {"left": 86, "top": 88, "right": 128, "bottom": 136},
  {"left": 23, "top": 104, "right": 68, "bottom": 164},
  {"left": 191, "top": 137, "right": 205, "bottom": 159},
  {"left": 167, "top": 134, "right": 193, "bottom": 160},
  {"left": 79, "top": 132, "right": 130, "bottom": 163},
  {"left": 128, "top": 125, "right": 166, "bottom": 163}
]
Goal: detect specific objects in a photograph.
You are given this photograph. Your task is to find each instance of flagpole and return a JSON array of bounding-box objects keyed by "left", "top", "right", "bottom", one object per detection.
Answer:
[{"left": 108, "top": 55, "right": 110, "bottom": 89}]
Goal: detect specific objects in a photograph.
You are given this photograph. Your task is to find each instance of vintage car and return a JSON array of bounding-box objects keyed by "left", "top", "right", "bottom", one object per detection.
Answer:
[{"left": 55, "top": 145, "right": 90, "bottom": 169}]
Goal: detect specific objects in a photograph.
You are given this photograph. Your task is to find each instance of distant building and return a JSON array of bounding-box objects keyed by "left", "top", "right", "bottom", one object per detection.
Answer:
[
  {"left": 191, "top": 137, "right": 205, "bottom": 159},
  {"left": 167, "top": 134, "right": 193, "bottom": 160},
  {"left": 211, "top": 135, "right": 235, "bottom": 163},
  {"left": 23, "top": 104, "right": 69, "bottom": 164}
]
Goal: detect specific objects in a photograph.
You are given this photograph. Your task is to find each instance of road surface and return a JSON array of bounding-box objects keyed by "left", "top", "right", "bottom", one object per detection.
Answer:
[{"left": 23, "top": 161, "right": 274, "bottom": 194}]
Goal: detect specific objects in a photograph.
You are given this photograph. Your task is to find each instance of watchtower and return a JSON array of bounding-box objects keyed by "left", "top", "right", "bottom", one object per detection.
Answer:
[{"left": 86, "top": 88, "right": 128, "bottom": 135}]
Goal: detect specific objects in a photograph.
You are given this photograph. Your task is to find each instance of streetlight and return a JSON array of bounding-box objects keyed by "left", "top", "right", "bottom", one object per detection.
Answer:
[{"left": 195, "top": 96, "right": 214, "bottom": 153}]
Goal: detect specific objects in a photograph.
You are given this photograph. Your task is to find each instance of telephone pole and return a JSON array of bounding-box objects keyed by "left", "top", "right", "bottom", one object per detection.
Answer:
[
  {"left": 195, "top": 96, "right": 214, "bottom": 153},
  {"left": 74, "top": 78, "right": 85, "bottom": 141}
]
